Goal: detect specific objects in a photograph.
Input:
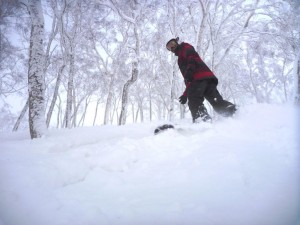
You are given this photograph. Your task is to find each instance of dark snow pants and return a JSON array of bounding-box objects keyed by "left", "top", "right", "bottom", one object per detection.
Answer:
[{"left": 187, "top": 79, "right": 236, "bottom": 122}]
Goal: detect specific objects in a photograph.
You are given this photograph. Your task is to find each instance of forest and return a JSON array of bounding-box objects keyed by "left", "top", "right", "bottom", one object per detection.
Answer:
[{"left": 1, "top": 0, "right": 299, "bottom": 138}]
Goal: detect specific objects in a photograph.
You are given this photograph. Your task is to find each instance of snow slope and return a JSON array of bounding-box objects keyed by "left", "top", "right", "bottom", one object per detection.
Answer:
[{"left": 0, "top": 104, "right": 299, "bottom": 225}]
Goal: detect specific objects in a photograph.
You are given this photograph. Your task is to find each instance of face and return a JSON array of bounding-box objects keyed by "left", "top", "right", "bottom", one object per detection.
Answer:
[{"left": 166, "top": 40, "right": 178, "bottom": 53}]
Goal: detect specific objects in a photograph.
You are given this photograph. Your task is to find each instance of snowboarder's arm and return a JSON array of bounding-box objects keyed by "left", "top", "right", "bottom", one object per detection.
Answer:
[{"left": 182, "top": 80, "right": 191, "bottom": 96}]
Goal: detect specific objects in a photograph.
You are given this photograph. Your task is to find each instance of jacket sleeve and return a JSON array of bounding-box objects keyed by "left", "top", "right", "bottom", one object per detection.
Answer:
[{"left": 182, "top": 81, "right": 191, "bottom": 97}]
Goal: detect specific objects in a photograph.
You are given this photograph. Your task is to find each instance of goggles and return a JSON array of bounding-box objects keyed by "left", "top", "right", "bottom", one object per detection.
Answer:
[{"left": 166, "top": 40, "right": 178, "bottom": 51}]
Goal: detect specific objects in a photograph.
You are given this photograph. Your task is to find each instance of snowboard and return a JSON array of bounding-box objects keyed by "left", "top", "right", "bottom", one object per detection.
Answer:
[
  {"left": 154, "top": 122, "right": 214, "bottom": 135},
  {"left": 154, "top": 124, "right": 175, "bottom": 135}
]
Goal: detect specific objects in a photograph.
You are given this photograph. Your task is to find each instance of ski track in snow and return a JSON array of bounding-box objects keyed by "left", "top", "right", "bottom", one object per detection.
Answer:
[{"left": 0, "top": 104, "right": 299, "bottom": 225}]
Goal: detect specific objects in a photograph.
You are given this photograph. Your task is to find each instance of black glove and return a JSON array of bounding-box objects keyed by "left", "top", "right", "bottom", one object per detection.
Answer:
[{"left": 179, "top": 95, "right": 187, "bottom": 104}]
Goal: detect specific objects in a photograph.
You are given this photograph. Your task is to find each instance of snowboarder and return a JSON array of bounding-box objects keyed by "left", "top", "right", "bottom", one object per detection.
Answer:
[{"left": 166, "top": 37, "right": 237, "bottom": 123}]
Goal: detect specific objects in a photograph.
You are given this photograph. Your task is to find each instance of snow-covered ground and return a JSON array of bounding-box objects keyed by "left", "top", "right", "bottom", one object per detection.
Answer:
[{"left": 0, "top": 104, "right": 299, "bottom": 225}]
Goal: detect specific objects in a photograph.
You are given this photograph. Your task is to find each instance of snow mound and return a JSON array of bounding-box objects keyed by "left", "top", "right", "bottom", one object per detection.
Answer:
[{"left": 0, "top": 104, "right": 299, "bottom": 225}]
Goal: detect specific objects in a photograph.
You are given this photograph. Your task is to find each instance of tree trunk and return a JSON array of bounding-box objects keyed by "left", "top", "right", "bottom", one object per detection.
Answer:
[
  {"left": 134, "top": 107, "right": 139, "bottom": 123},
  {"left": 140, "top": 101, "right": 144, "bottom": 122},
  {"left": 56, "top": 94, "right": 62, "bottom": 128},
  {"left": 27, "top": 0, "right": 46, "bottom": 139},
  {"left": 93, "top": 99, "right": 101, "bottom": 126},
  {"left": 46, "top": 65, "right": 65, "bottom": 127},
  {"left": 195, "top": 0, "right": 211, "bottom": 54},
  {"left": 72, "top": 95, "right": 81, "bottom": 127},
  {"left": 119, "top": 61, "right": 138, "bottom": 125},
  {"left": 65, "top": 52, "right": 74, "bottom": 128},
  {"left": 180, "top": 104, "right": 185, "bottom": 119},
  {"left": 295, "top": 50, "right": 300, "bottom": 105},
  {"left": 296, "top": 58, "right": 300, "bottom": 106},
  {"left": 78, "top": 96, "right": 90, "bottom": 126},
  {"left": 12, "top": 98, "right": 29, "bottom": 132},
  {"left": 104, "top": 78, "right": 114, "bottom": 125},
  {"left": 169, "top": 68, "right": 176, "bottom": 121},
  {"left": 119, "top": 24, "right": 140, "bottom": 125}
]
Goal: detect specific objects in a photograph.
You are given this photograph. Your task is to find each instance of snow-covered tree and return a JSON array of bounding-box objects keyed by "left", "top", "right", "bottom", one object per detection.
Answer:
[
  {"left": 1, "top": 0, "right": 299, "bottom": 131},
  {"left": 25, "top": 0, "right": 47, "bottom": 138}
]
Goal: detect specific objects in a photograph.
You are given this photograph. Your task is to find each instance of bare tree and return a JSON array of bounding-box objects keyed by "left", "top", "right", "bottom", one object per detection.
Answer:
[
  {"left": 112, "top": 1, "right": 141, "bottom": 125},
  {"left": 46, "top": 65, "right": 65, "bottom": 127},
  {"left": 288, "top": 0, "right": 300, "bottom": 105},
  {"left": 24, "top": 0, "right": 47, "bottom": 138},
  {"left": 296, "top": 50, "right": 300, "bottom": 105},
  {"left": 12, "top": 98, "right": 29, "bottom": 131}
]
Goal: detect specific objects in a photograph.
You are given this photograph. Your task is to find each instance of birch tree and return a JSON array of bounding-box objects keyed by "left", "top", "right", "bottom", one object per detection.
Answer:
[
  {"left": 117, "top": 2, "right": 141, "bottom": 125},
  {"left": 43, "top": 1, "right": 62, "bottom": 127},
  {"left": 97, "top": 0, "right": 141, "bottom": 125},
  {"left": 1, "top": 0, "right": 29, "bottom": 131},
  {"left": 295, "top": 50, "right": 300, "bottom": 105},
  {"left": 88, "top": 14, "right": 129, "bottom": 125},
  {"left": 166, "top": 0, "right": 182, "bottom": 121},
  {"left": 25, "top": 0, "right": 47, "bottom": 138},
  {"left": 54, "top": 0, "right": 78, "bottom": 128},
  {"left": 288, "top": 0, "right": 300, "bottom": 105}
]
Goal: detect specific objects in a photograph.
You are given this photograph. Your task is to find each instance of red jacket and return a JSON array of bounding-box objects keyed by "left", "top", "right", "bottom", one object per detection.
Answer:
[{"left": 175, "top": 42, "right": 217, "bottom": 96}]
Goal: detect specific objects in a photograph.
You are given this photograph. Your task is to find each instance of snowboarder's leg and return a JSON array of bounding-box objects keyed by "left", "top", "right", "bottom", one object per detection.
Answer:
[
  {"left": 204, "top": 81, "right": 237, "bottom": 117},
  {"left": 192, "top": 105, "right": 212, "bottom": 123},
  {"left": 187, "top": 80, "right": 212, "bottom": 123}
]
